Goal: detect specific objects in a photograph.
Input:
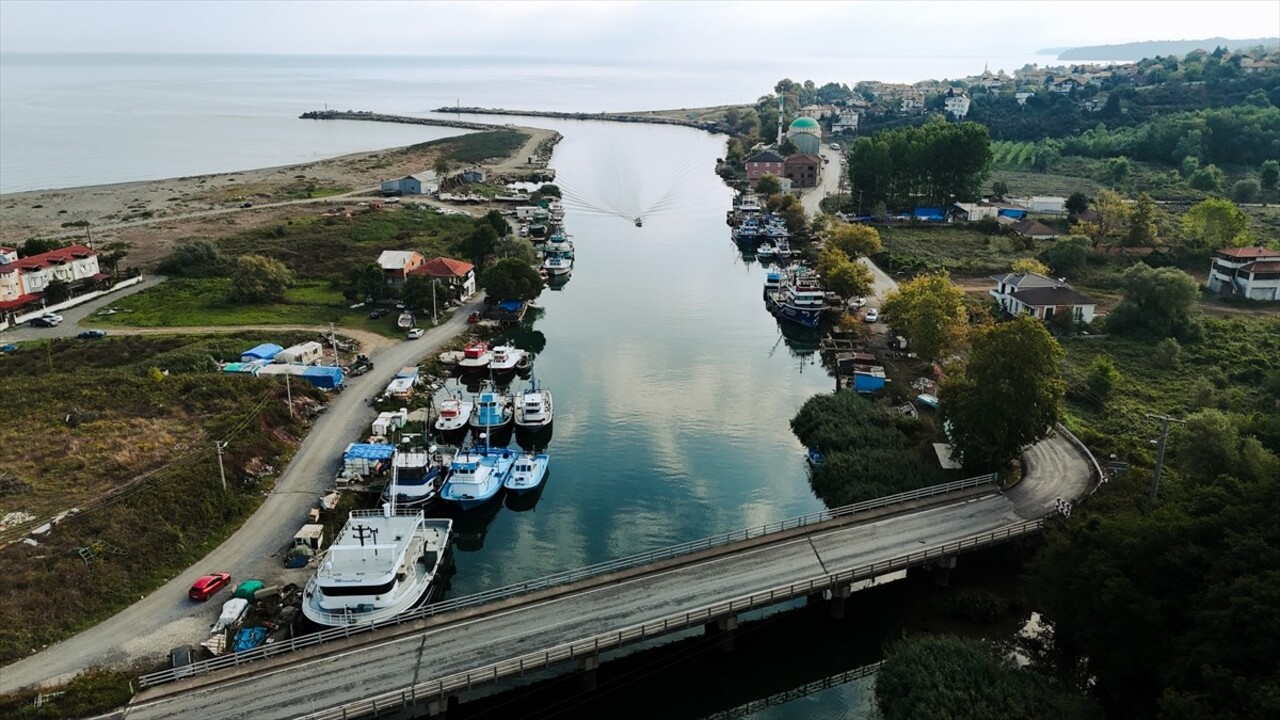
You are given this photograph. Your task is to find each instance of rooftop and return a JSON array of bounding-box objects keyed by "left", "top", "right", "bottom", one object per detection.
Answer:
[{"left": 1011, "top": 286, "right": 1096, "bottom": 307}]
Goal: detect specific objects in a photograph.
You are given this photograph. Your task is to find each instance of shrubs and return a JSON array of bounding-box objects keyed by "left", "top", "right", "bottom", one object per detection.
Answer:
[{"left": 930, "top": 588, "right": 1014, "bottom": 624}]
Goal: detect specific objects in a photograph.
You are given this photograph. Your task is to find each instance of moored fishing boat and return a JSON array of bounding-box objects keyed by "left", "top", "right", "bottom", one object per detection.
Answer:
[
  {"left": 458, "top": 340, "right": 491, "bottom": 371},
  {"left": 470, "top": 382, "right": 513, "bottom": 431},
  {"left": 488, "top": 344, "right": 526, "bottom": 374},
  {"left": 503, "top": 451, "right": 549, "bottom": 494},
  {"left": 381, "top": 447, "right": 451, "bottom": 508},
  {"left": 513, "top": 377, "right": 553, "bottom": 428},
  {"left": 440, "top": 443, "right": 517, "bottom": 510},
  {"left": 301, "top": 507, "right": 452, "bottom": 626},
  {"left": 434, "top": 395, "right": 473, "bottom": 432}
]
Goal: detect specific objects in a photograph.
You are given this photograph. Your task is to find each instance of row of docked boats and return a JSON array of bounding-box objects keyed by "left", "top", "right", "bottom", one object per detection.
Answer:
[
  {"left": 539, "top": 230, "right": 574, "bottom": 278},
  {"left": 456, "top": 340, "right": 532, "bottom": 373},
  {"left": 434, "top": 376, "right": 554, "bottom": 433}
]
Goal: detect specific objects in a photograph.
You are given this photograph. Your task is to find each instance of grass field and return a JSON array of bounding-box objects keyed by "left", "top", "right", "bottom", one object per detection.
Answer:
[
  {"left": 0, "top": 333, "right": 325, "bottom": 664},
  {"left": 89, "top": 279, "right": 405, "bottom": 336},
  {"left": 876, "top": 225, "right": 1046, "bottom": 276},
  {"left": 400, "top": 129, "right": 529, "bottom": 165}
]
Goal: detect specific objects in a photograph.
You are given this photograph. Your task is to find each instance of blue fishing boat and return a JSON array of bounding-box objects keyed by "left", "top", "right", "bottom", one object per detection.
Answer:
[
  {"left": 503, "top": 451, "right": 549, "bottom": 495},
  {"left": 440, "top": 443, "right": 517, "bottom": 510},
  {"left": 469, "top": 382, "right": 512, "bottom": 431}
]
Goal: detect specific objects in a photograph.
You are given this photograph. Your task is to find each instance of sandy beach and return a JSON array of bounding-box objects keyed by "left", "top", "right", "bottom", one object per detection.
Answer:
[{"left": 0, "top": 124, "right": 560, "bottom": 267}]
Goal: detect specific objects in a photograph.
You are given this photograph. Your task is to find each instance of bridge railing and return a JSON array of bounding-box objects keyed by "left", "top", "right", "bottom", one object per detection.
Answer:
[
  {"left": 137, "top": 472, "right": 997, "bottom": 689},
  {"left": 295, "top": 518, "right": 1044, "bottom": 720}
]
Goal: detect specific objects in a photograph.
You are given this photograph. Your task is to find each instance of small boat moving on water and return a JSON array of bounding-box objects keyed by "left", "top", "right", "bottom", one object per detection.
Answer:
[
  {"left": 441, "top": 443, "right": 516, "bottom": 510},
  {"left": 513, "top": 378, "right": 553, "bottom": 428},
  {"left": 504, "top": 451, "right": 549, "bottom": 494},
  {"left": 635, "top": 217, "right": 643, "bottom": 227},
  {"left": 301, "top": 507, "right": 452, "bottom": 626},
  {"left": 434, "top": 395, "right": 473, "bottom": 432}
]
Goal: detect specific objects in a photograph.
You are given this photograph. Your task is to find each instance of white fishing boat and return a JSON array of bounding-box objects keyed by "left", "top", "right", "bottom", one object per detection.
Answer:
[
  {"left": 542, "top": 255, "right": 573, "bottom": 276},
  {"left": 513, "top": 378, "right": 553, "bottom": 428},
  {"left": 488, "top": 344, "right": 526, "bottom": 373},
  {"left": 301, "top": 507, "right": 452, "bottom": 626},
  {"left": 381, "top": 448, "right": 450, "bottom": 508},
  {"left": 434, "top": 395, "right": 473, "bottom": 432},
  {"left": 503, "top": 451, "right": 549, "bottom": 494},
  {"left": 470, "top": 382, "right": 513, "bottom": 430},
  {"left": 756, "top": 242, "right": 778, "bottom": 258}
]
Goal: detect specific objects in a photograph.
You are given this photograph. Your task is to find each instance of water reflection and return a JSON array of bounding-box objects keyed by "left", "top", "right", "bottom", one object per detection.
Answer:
[{"left": 504, "top": 471, "right": 549, "bottom": 512}]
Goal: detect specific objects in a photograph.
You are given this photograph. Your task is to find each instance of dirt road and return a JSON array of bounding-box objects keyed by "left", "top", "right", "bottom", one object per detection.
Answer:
[{"left": 0, "top": 296, "right": 485, "bottom": 692}]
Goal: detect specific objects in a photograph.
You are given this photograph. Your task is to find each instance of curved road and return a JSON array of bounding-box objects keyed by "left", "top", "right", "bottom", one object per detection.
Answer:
[{"left": 0, "top": 296, "right": 485, "bottom": 693}]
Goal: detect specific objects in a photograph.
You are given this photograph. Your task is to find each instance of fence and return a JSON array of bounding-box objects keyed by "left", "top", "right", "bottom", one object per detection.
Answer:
[
  {"left": 137, "top": 473, "right": 997, "bottom": 688},
  {"left": 294, "top": 519, "right": 1045, "bottom": 720}
]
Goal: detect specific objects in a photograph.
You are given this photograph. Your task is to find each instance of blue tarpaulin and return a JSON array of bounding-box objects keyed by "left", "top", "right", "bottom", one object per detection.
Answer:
[
  {"left": 913, "top": 207, "right": 945, "bottom": 221},
  {"left": 997, "top": 208, "right": 1027, "bottom": 219},
  {"left": 241, "top": 343, "right": 283, "bottom": 362},
  {"left": 344, "top": 443, "right": 396, "bottom": 461},
  {"left": 498, "top": 299, "right": 523, "bottom": 313},
  {"left": 300, "top": 365, "right": 344, "bottom": 389}
]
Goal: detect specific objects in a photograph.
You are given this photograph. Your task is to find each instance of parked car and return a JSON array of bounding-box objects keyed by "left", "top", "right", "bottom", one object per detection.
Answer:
[
  {"left": 864, "top": 308, "right": 879, "bottom": 323},
  {"left": 368, "top": 307, "right": 390, "bottom": 319},
  {"left": 406, "top": 328, "right": 426, "bottom": 340},
  {"left": 847, "top": 297, "right": 867, "bottom": 310},
  {"left": 77, "top": 329, "right": 107, "bottom": 339},
  {"left": 29, "top": 316, "right": 58, "bottom": 328},
  {"left": 240, "top": 202, "right": 253, "bottom": 208},
  {"left": 188, "top": 572, "right": 232, "bottom": 601}
]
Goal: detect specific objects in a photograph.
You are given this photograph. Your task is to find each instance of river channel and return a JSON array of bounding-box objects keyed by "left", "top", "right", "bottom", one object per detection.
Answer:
[{"left": 411, "top": 115, "right": 904, "bottom": 718}]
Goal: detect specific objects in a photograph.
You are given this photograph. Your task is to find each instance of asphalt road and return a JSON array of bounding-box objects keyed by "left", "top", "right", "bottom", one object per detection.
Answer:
[
  {"left": 0, "top": 296, "right": 485, "bottom": 693},
  {"left": 2, "top": 275, "right": 168, "bottom": 341},
  {"left": 122, "top": 433, "right": 1092, "bottom": 720}
]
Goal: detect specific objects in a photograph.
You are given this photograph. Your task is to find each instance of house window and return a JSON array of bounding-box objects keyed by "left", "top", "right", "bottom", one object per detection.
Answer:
[{"left": 1074, "top": 307, "right": 1083, "bottom": 322}]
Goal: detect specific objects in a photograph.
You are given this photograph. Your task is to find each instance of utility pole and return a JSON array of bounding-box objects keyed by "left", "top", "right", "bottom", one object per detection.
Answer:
[
  {"left": 1145, "top": 413, "right": 1185, "bottom": 503},
  {"left": 285, "top": 373, "right": 294, "bottom": 418},
  {"left": 328, "top": 322, "right": 339, "bottom": 366},
  {"left": 432, "top": 279, "right": 438, "bottom": 324},
  {"left": 215, "top": 441, "right": 228, "bottom": 491}
]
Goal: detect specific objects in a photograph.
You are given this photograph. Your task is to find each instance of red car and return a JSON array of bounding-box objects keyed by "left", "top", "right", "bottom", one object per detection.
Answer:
[{"left": 188, "top": 572, "right": 232, "bottom": 601}]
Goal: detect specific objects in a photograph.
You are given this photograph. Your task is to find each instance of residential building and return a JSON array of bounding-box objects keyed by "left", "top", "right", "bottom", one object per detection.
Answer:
[
  {"left": 783, "top": 154, "right": 821, "bottom": 189},
  {"left": 900, "top": 89, "right": 926, "bottom": 113},
  {"left": 376, "top": 250, "right": 425, "bottom": 285},
  {"left": 950, "top": 202, "right": 999, "bottom": 222},
  {"left": 943, "top": 89, "right": 971, "bottom": 119},
  {"left": 990, "top": 272, "right": 1096, "bottom": 323},
  {"left": 1242, "top": 58, "right": 1279, "bottom": 74},
  {"left": 409, "top": 256, "right": 477, "bottom": 299},
  {"left": 831, "top": 112, "right": 860, "bottom": 133},
  {"left": 745, "top": 150, "right": 786, "bottom": 184},
  {"left": 1009, "top": 219, "right": 1060, "bottom": 240},
  {"left": 1015, "top": 92, "right": 1034, "bottom": 106},
  {"left": 0, "top": 243, "right": 103, "bottom": 311},
  {"left": 1207, "top": 247, "right": 1280, "bottom": 301}
]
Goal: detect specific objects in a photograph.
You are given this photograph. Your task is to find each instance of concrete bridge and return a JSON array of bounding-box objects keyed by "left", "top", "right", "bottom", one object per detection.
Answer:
[{"left": 121, "top": 429, "right": 1095, "bottom": 720}]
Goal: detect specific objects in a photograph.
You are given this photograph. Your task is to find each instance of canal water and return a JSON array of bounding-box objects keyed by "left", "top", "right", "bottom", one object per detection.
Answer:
[{"left": 424, "top": 116, "right": 886, "bottom": 718}]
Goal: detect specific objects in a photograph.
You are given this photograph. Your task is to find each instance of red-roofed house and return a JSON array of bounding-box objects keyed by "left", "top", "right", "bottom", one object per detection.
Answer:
[
  {"left": 1208, "top": 246, "right": 1280, "bottom": 301},
  {"left": 408, "top": 256, "right": 476, "bottom": 299},
  {"left": 0, "top": 243, "right": 102, "bottom": 310}
]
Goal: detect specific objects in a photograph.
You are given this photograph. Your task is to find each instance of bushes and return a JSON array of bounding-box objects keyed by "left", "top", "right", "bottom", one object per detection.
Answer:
[{"left": 930, "top": 588, "right": 1014, "bottom": 624}]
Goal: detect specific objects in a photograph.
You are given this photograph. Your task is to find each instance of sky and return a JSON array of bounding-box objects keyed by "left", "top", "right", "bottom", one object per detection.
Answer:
[{"left": 0, "top": 0, "right": 1276, "bottom": 59}]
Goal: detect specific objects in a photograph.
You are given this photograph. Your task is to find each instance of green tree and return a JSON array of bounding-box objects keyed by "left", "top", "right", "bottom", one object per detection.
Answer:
[
  {"left": 347, "top": 262, "right": 388, "bottom": 302},
  {"left": 766, "top": 193, "right": 809, "bottom": 235},
  {"left": 876, "top": 634, "right": 1094, "bottom": 720},
  {"left": 1106, "top": 156, "right": 1131, "bottom": 186},
  {"left": 941, "top": 316, "right": 1065, "bottom": 469},
  {"left": 432, "top": 156, "right": 451, "bottom": 181},
  {"left": 755, "top": 173, "right": 782, "bottom": 197},
  {"left": 538, "top": 183, "right": 562, "bottom": 198},
  {"left": 1260, "top": 159, "right": 1280, "bottom": 191},
  {"left": 484, "top": 209, "right": 510, "bottom": 237},
  {"left": 1187, "top": 164, "right": 1224, "bottom": 191},
  {"left": 1123, "top": 193, "right": 1158, "bottom": 247},
  {"left": 1085, "top": 354, "right": 1120, "bottom": 406},
  {"left": 156, "top": 239, "right": 231, "bottom": 278},
  {"left": 881, "top": 271, "right": 969, "bottom": 361},
  {"left": 1180, "top": 198, "right": 1254, "bottom": 250},
  {"left": 826, "top": 222, "right": 882, "bottom": 257},
  {"left": 850, "top": 121, "right": 991, "bottom": 210},
  {"left": 478, "top": 257, "right": 544, "bottom": 301},
  {"left": 18, "top": 238, "right": 64, "bottom": 257},
  {"left": 816, "top": 248, "right": 873, "bottom": 300},
  {"left": 1072, "top": 189, "right": 1128, "bottom": 245},
  {"left": 227, "top": 254, "right": 294, "bottom": 304},
  {"left": 461, "top": 223, "right": 499, "bottom": 266},
  {"left": 493, "top": 236, "right": 538, "bottom": 265},
  {"left": 43, "top": 278, "right": 71, "bottom": 304},
  {"left": 1038, "top": 236, "right": 1091, "bottom": 277},
  {"left": 1065, "top": 192, "right": 1089, "bottom": 217},
  {"left": 400, "top": 275, "right": 434, "bottom": 313},
  {"left": 1230, "top": 178, "right": 1261, "bottom": 204},
  {"left": 1012, "top": 258, "right": 1052, "bottom": 276},
  {"left": 1105, "top": 263, "right": 1200, "bottom": 340},
  {"left": 98, "top": 241, "right": 130, "bottom": 277},
  {"left": 992, "top": 180, "right": 1009, "bottom": 198}
]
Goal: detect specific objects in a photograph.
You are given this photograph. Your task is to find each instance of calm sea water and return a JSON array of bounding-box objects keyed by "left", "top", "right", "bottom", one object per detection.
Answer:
[{"left": 0, "top": 51, "right": 1050, "bottom": 193}]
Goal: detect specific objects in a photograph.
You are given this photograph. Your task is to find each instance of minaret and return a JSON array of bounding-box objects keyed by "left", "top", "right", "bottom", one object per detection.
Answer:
[{"left": 777, "top": 95, "right": 785, "bottom": 147}]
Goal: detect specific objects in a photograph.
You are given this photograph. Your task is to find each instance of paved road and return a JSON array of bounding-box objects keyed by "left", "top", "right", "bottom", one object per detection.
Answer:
[
  {"left": 1, "top": 275, "right": 167, "bottom": 340},
  {"left": 123, "top": 433, "right": 1092, "bottom": 720},
  {"left": 0, "top": 296, "right": 485, "bottom": 693}
]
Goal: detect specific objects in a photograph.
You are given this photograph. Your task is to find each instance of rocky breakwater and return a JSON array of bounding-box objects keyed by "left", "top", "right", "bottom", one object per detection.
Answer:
[{"left": 434, "top": 106, "right": 732, "bottom": 134}]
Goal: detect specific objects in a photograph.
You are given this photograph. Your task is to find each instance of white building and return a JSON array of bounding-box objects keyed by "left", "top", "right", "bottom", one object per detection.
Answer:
[
  {"left": 831, "top": 112, "right": 860, "bottom": 133},
  {"left": 0, "top": 243, "right": 103, "bottom": 311},
  {"left": 1208, "top": 247, "right": 1280, "bottom": 301},
  {"left": 990, "top": 272, "right": 1096, "bottom": 324},
  {"left": 944, "top": 92, "right": 971, "bottom": 119}
]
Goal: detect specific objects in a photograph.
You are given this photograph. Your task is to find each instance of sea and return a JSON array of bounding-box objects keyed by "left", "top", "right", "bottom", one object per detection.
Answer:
[{"left": 0, "top": 51, "right": 1053, "bottom": 193}]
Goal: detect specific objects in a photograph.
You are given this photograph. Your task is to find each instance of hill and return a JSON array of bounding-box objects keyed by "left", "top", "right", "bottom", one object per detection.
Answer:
[{"left": 1049, "top": 37, "right": 1278, "bottom": 60}]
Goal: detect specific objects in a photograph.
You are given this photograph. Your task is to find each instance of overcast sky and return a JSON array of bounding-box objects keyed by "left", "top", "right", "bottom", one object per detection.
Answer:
[{"left": 1, "top": 0, "right": 1277, "bottom": 59}]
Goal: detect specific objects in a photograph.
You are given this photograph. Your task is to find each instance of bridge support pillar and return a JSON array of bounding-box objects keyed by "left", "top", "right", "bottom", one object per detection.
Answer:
[
  {"left": 933, "top": 556, "right": 958, "bottom": 587},
  {"left": 704, "top": 615, "right": 739, "bottom": 653},
  {"left": 578, "top": 653, "right": 599, "bottom": 692},
  {"left": 827, "top": 585, "right": 852, "bottom": 619}
]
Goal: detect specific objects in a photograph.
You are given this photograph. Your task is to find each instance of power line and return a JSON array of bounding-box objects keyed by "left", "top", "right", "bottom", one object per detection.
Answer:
[{"left": 1145, "top": 413, "right": 1186, "bottom": 503}]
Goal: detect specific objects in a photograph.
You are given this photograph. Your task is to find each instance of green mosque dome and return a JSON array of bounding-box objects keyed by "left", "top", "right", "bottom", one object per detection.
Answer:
[{"left": 789, "top": 117, "right": 820, "bottom": 130}]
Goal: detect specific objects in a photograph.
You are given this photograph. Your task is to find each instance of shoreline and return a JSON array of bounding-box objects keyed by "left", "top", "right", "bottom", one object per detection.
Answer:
[{"left": 0, "top": 125, "right": 561, "bottom": 266}]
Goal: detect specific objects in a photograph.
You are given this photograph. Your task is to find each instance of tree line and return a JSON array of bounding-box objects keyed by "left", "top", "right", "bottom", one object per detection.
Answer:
[{"left": 848, "top": 120, "right": 993, "bottom": 212}]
